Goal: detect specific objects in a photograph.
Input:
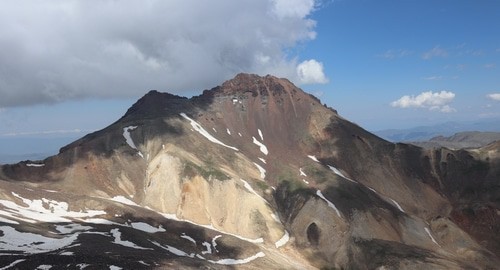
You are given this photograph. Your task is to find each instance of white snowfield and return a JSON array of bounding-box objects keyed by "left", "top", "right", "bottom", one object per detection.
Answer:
[
  {"left": 252, "top": 137, "right": 268, "bottom": 155},
  {"left": 274, "top": 230, "right": 290, "bottom": 248},
  {"left": 253, "top": 162, "right": 266, "bottom": 179},
  {"left": 316, "top": 190, "right": 342, "bottom": 218},
  {"left": 180, "top": 113, "right": 239, "bottom": 151},
  {"left": 0, "top": 225, "right": 79, "bottom": 254},
  {"left": 130, "top": 222, "right": 166, "bottom": 233},
  {"left": 328, "top": 165, "right": 356, "bottom": 183}
]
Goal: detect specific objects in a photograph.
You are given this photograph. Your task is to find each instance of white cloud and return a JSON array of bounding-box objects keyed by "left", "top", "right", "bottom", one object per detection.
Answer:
[
  {"left": 378, "top": 49, "right": 412, "bottom": 59},
  {"left": 297, "top": 59, "right": 328, "bottom": 84},
  {"left": 391, "top": 91, "right": 456, "bottom": 113},
  {"left": 422, "top": 75, "right": 443, "bottom": 81},
  {"left": 422, "top": 46, "right": 448, "bottom": 60},
  {"left": 0, "top": 0, "right": 323, "bottom": 107},
  {"left": 488, "top": 93, "right": 500, "bottom": 101}
]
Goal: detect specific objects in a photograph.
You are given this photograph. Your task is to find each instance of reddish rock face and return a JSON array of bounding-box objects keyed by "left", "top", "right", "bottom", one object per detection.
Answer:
[{"left": 0, "top": 73, "right": 499, "bottom": 269}]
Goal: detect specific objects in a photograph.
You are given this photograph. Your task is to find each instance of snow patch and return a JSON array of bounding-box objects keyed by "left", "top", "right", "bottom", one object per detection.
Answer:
[
  {"left": 253, "top": 162, "right": 266, "bottom": 179},
  {"left": 109, "top": 266, "right": 122, "bottom": 270},
  {"left": 201, "top": 241, "right": 212, "bottom": 254},
  {"left": 0, "top": 193, "right": 105, "bottom": 223},
  {"left": 316, "top": 190, "right": 341, "bottom": 218},
  {"left": 180, "top": 113, "right": 238, "bottom": 151},
  {"left": 0, "top": 226, "right": 79, "bottom": 254},
  {"left": 110, "top": 196, "right": 138, "bottom": 207},
  {"left": 424, "top": 227, "right": 439, "bottom": 246},
  {"left": 275, "top": 230, "right": 290, "bottom": 248},
  {"left": 238, "top": 132, "right": 242, "bottom": 137},
  {"left": 299, "top": 168, "right": 307, "bottom": 177},
  {"left": 60, "top": 251, "right": 74, "bottom": 255},
  {"left": 0, "top": 259, "right": 25, "bottom": 270},
  {"left": 180, "top": 233, "right": 196, "bottom": 245},
  {"left": 56, "top": 224, "right": 93, "bottom": 234},
  {"left": 328, "top": 165, "right": 356, "bottom": 183},
  {"left": 151, "top": 241, "right": 194, "bottom": 257},
  {"left": 212, "top": 235, "right": 222, "bottom": 253},
  {"left": 240, "top": 179, "right": 267, "bottom": 203},
  {"left": 258, "top": 157, "right": 266, "bottom": 164},
  {"left": 307, "top": 155, "right": 319, "bottom": 162},
  {"left": 302, "top": 179, "right": 309, "bottom": 185},
  {"left": 212, "top": 128, "right": 217, "bottom": 133},
  {"left": 252, "top": 137, "right": 268, "bottom": 155},
  {"left": 226, "top": 128, "right": 231, "bottom": 135},
  {"left": 390, "top": 199, "right": 405, "bottom": 213},
  {"left": 36, "top": 265, "right": 52, "bottom": 270},
  {"left": 26, "top": 163, "right": 45, "bottom": 167},
  {"left": 130, "top": 222, "right": 165, "bottom": 233},
  {"left": 207, "top": 252, "right": 266, "bottom": 265},
  {"left": 123, "top": 126, "right": 138, "bottom": 149},
  {"left": 258, "top": 129, "right": 264, "bottom": 141}
]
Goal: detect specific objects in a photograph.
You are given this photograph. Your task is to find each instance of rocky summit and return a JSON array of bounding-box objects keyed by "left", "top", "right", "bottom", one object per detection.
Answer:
[{"left": 0, "top": 73, "right": 499, "bottom": 269}]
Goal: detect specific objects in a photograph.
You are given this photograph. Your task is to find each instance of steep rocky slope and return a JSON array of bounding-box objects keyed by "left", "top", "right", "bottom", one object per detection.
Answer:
[{"left": 0, "top": 74, "right": 499, "bottom": 269}]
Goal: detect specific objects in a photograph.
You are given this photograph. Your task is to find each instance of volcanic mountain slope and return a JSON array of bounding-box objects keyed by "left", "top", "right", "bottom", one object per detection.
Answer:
[{"left": 0, "top": 73, "right": 499, "bottom": 269}]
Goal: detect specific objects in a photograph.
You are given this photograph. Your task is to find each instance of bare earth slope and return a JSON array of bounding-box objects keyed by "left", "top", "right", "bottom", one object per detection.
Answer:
[{"left": 0, "top": 74, "right": 499, "bottom": 269}]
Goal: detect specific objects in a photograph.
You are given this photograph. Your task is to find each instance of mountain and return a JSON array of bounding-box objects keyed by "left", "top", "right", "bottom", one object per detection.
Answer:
[
  {"left": 374, "top": 120, "right": 500, "bottom": 142},
  {"left": 1, "top": 73, "right": 499, "bottom": 269},
  {"left": 409, "top": 131, "right": 500, "bottom": 150}
]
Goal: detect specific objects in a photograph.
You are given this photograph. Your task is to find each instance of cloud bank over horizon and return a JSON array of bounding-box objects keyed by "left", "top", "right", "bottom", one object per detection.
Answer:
[{"left": 0, "top": 0, "right": 327, "bottom": 108}]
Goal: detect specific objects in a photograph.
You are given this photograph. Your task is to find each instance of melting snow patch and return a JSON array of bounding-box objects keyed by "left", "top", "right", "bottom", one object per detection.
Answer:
[
  {"left": 258, "top": 129, "right": 264, "bottom": 141},
  {"left": 316, "top": 190, "right": 342, "bottom": 218},
  {"left": 207, "top": 252, "right": 266, "bottom": 265},
  {"left": 0, "top": 216, "right": 18, "bottom": 224},
  {"left": 36, "top": 265, "right": 52, "bottom": 270},
  {"left": 390, "top": 199, "right": 405, "bottom": 213},
  {"left": 424, "top": 227, "right": 439, "bottom": 246},
  {"left": 307, "top": 155, "right": 319, "bottom": 162},
  {"left": 328, "top": 165, "right": 356, "bottom": 183},
  {"left": 109, "top": 266, "right": 122, "bottom": 270},
  {"left": 302, "top": 179, "right": 309, "bottom": 185},
  {"left": 258, "top": 157, "right": 266, "bottom": 164},
  {"left": 238, "top": 132, "right": 242, "bottom": 137},
  {"left": 60, "top": 251, "right": 74, "bottom": 256},
  {"left": 180, "top": 233, "right": 196, "bottom": 245},
  {"left": 299, "top": 168, "right": 307, "bottom": 177},
  {"left": 110, "top": 228, "right": 152, "bottom": 250},
  {"left": 226, "top": 128, "right": 231, "bottom": 135},
  {"left": 275, "top": 230, "right": 290, "bottom": 248},
  {"left": 253, "top": 162, "right": 266, "bottom": 179},
  {"left": 367, "top": 187, "right": 378, "bottom": 194},
  {"left": 0, "top": 259, "right": 25, "bottom": 270},
  {"left": 252, "top": 137, "right": 268, "bottom": 155},
  {"left": 180, "top": 113, "right": 238, "bottom": 151},
  {"left": 138, "top": 261, "right": 150, "bottom": 266},
  {"left": 111, "top": 196, "right": 138, "bottom": 207},
  {"left": 271, "top": 213, "right": 280, "bottom": 223},
  {"left": 26, "top": 163, "right": 45, "bottom": 167},
  {"left": 56, "top": 224, "right": 93, "bottom": 234},
  {"left": 212, "top": 128, "right": 217, "bottom": 133},
  {"left": 76, "top": 263, "right": 89, "bottom": 269}
]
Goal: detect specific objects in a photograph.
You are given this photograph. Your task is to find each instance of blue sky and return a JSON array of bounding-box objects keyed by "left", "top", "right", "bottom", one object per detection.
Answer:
[{"left": 0, "top": 0, "right": 499, "bottom": 144}]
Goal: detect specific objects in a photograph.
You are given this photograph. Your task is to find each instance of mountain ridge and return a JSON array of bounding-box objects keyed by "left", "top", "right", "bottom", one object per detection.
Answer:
[{"left": 0, "top": 73, "right": 499, "bottom": 269}]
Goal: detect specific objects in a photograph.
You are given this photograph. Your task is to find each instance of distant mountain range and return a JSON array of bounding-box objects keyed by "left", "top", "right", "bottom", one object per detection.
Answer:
[
  {"left": 374, "top": 119, "right": 500, "bottom": 142},
  {"left": 409, "top": 131, "right": 500, "bottom": 149}
]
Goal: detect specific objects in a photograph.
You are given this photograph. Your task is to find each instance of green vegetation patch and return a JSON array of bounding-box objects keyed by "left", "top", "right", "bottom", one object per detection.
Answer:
[{"left": 182, "top": 161, "right": 230, "bottom": 181}]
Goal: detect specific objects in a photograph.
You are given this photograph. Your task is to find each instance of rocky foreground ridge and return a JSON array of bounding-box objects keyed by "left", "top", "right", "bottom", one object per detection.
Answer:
[{"left": 0, "top": 73, "right": 499, "bottom": 269}]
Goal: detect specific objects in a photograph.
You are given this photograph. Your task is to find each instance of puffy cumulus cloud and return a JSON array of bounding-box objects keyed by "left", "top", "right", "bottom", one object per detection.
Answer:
[
  {"left": 391, "top": 91, "right": 456, "bottom": 113},
  {"left": 297, "top": 59, "right": 328, "bottom": 84},
  {"left": 0, "top": 0, "right": 326, "bottom": 107},
  {"left": 488, "top": 93, "right": 500, "bottom": 101}
]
